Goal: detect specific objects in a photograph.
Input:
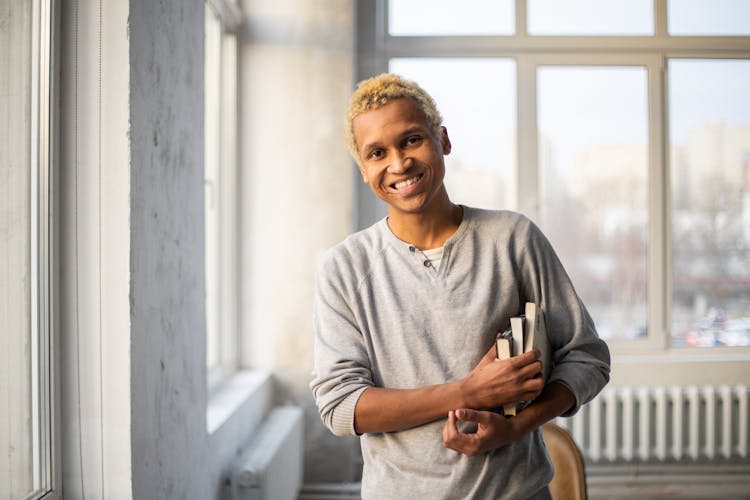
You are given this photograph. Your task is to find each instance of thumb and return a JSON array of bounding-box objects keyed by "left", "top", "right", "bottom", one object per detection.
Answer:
[
  {"left": 455, "top": 408, "right": 493, "bottom": 425},
  {"left": 481, "top": 343, "right": 497, "bottom": 364}
]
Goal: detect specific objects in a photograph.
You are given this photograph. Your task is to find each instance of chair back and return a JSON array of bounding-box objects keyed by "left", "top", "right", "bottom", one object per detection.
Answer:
[{"left": 541, "top": 422, "right": 587, "bottom": 500}]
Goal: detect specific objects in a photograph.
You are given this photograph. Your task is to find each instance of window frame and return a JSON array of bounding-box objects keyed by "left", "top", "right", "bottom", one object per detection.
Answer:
[
  {"left": 5, "top": 0, "right": 60, "bottom": 498},
  {"left": 205, "top": 0, "right": 242, "bottom": 392},
  {"left": 36, "top": 0, "right": 57, "bottom": 494},
  {"left": 356, "top": 0, "right": 750, "bottom": 361}
]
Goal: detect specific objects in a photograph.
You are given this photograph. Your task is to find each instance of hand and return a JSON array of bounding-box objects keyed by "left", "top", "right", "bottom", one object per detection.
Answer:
[
  {"left": 442, "top": 408, "right": 528, "bottom": 456},
  {"left": 459, "top": 344, "right": 544, "bottom": 409}
]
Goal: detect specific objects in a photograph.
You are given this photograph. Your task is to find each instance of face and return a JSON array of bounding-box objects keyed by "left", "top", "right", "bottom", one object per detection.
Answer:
[{"left": 352, "top": 97, "right": 451, "bottom": 218}]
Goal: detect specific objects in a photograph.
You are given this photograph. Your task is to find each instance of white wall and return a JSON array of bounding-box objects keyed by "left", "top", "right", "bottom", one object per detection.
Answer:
[{"left": 237, "top": 0, "right": 361, "bottom": 484}]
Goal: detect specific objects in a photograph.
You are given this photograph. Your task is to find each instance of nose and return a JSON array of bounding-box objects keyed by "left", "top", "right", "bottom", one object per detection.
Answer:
[{"left": 388, "top": 151, "right": 413, "bottom": 174}]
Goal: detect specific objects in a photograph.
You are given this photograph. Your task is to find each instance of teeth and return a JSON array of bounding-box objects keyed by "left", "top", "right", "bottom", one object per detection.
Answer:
[{"left": 394, "top": 175, "right": 421, "bottom": 190}]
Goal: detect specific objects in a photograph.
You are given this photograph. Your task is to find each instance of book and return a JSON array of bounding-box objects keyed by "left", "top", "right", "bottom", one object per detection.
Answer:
[
  {"left": 523, "top": 302, "right": 551, "bottom": 383},
  {"left": 495, "top": 328, "right": 516, "bottom": 417},
  {"left": 496, "top": 302, "right": 552, "bottom": 416},
  {"left": 510, "top": 315, "right": 525, "bottom": 363}
]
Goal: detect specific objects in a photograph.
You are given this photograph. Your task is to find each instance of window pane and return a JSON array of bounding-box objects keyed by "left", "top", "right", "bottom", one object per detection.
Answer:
[
  {"left": 668, "top": 0, "right": 750, "bottom": 35},
  {"left": 538, "top": 67, "right": 649, "bottom": 341},
  {"left": 388, "top": 0, "right": 514, "bottom": 36},
  {"left": 669, "top": 60, "right": 750, "bottom": 347},
  {"left": 389, "top": 58, "right": 516, "bottom": 211},
  {"left": 528, "top": 0, "right": 653, "bottom": 35},
  {"left": 205, "top": 5, "right": 221, "bottom": 371},
  {"left": 1, "top": 0, "right": 36, "bottom": 497}
]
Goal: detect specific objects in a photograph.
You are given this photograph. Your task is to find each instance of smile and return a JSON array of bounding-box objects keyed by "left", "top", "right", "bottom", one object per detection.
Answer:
[{"left": 391, "top": 173, "right": 423, "bottom": 190}]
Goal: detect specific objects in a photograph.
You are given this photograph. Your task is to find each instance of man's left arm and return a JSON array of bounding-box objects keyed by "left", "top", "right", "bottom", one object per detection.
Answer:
[{"left": 442, "top": 381, "right": 573, "bottom": 455}]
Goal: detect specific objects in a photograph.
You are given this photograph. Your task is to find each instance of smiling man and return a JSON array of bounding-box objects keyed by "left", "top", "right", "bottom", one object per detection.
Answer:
[{"left": 310, "top": 74, "right": 610, "bottom": 499}]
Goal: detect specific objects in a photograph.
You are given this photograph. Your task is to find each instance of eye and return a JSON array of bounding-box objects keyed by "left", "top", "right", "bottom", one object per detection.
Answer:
[
  {"left": 404, "top": 135, "right": 422, "bottom": 147},
  {"left": 367, "top": 148, "right": 385, "bottom": 160}
]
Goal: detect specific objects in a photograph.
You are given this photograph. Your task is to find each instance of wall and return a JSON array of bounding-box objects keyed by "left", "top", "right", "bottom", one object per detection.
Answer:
[
  {"left": 128, "top": 0, "right": 208, "bottom": 498},
  {"left": 60, "top": 0, "right": 210, "bottom": 498},
  {"left": 238, "top": 0, "right": 361, "bottom": 484}
]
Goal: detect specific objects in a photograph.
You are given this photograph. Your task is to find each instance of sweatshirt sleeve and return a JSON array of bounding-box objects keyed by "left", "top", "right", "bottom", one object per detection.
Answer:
[
  {"left": 309, "top": 253, "right": 374, "bottom": 436},
  {"left": 517, "top": 217, "right": 611, "bottom": 416}
]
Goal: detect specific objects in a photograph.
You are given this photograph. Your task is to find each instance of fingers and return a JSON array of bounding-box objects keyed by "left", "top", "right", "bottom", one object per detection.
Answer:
[
  {"left": 444, "top": 409, "right": 511, "bottom": 456},
  {"left": 482, "top": 343, "right": 499, "bottom": 364},
  {"left": 519, "top": 359, "right": 543, "bottom": 379},
  {"left": 443, "top": 410, "right": 483, "bottom": 456},
  {"left": 443, "top": 410, "right": 458, "bottom": 443},
  {"left": 509, "top": 349, "right": 541, "bottom": 366},
  {"left": 455, "top": 408, "right": 492, "bottom": 425}
]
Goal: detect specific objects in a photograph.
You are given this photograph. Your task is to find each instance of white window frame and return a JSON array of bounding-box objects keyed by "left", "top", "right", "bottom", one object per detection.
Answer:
[
  {"left": 205, "top": 0, "right": 242, "bottom": 392},
  {"left": 356, "top": 0, "right": 750, "bottom": 375},
  {"left": 2, "top": 0, "right": 60, "bottom": 498},
  {"left": 36, "top": 0, "right": 59, "bottom": 495}
]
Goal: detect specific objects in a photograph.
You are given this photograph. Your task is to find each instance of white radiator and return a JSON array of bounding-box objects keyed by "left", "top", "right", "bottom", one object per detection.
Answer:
[
  {"left": 231, "top": 406, "right": 304, "bottom": 500},
  {"left": 555, "top": 385, "right": 750, "bottom": 463}
]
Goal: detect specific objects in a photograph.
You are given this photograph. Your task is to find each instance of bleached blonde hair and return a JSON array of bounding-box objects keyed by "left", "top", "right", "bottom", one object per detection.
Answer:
[{"left": 345, "top": 73, "right": 443, "bottom": 163}]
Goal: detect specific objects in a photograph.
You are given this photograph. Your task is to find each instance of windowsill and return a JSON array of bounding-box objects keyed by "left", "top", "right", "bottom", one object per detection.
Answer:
[
  {"left": 613, "top": 348, "right": 750, "bottom": 364},
  {"left": 608, "top": 350, "right": 750, "bottom": 387},
  {"left": 204, "top": 369, "right": 274, "bottom": 498},
  {"left": 207, "top": 369, "right": 271, "bottom": 435}
]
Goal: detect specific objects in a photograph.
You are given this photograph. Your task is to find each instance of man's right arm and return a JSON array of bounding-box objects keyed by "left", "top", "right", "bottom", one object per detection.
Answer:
[
  {"left": 311, "top": 253, "right": 543, "bottom": 436},
  {"left": 353, "top": 347, "right": 543, "bottom": 434}
]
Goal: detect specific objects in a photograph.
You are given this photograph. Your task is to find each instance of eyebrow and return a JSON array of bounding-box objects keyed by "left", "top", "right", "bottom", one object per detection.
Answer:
[{"left": 360, "top": 126, "right": 426, "bottom": 154}]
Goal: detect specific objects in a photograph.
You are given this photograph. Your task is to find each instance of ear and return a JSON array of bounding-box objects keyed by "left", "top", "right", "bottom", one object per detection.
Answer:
[
  {"left": 358, "top": 164, "right": 368, "bottom": 183},
  {"left": 441, "top": 126, "right": 452, "bottom": 155}
]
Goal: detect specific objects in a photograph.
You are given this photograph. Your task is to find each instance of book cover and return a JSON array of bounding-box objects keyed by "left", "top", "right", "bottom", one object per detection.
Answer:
[
  {"left": 495, "top": 329, "right": 516, "bottom": 417},
  {"left": 523, "top": 302, "right": 551, "bottom": 383}
]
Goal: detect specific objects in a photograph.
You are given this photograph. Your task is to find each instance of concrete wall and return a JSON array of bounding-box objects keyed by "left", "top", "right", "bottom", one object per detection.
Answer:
[
  {"left": 238, "top": 0, "right": 362, "bottom": 484},
  {"left": 128, "top": 0, "right": 208, "bottom": 498}
]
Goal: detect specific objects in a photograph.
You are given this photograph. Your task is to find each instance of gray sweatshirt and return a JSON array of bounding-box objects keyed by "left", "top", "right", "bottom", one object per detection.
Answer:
[{"left": 311, "top": 206, "right": 610, "bottom": 499}]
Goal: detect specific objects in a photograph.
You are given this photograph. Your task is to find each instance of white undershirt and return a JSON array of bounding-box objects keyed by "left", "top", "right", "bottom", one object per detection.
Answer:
[{"left": 421, "top": 246, "right": 445, "bottom": 271}]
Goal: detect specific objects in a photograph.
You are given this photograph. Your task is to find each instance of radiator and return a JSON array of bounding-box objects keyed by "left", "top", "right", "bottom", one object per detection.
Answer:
[
  {"left": 555, "top": 385, "right": 750, "bottom": 463},
  {"left": 231, "top": 406, "right": 304, "bottom": 500}
]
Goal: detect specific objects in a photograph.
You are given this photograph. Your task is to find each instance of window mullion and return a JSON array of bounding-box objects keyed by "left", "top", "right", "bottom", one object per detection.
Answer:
[
  {"left": 516, "top": 57, "right": 538, "bottom": 218},
  {"left": 648, "top": 54, "right": 669, "bottom": 350},
  {"left": 355, "top": 0, "right": 388, "bottom": 230},
  {"left": 515, "top": 0, "right": 527, "bottom": 37},
  {"left": 654, "top": 0, "right": 668, "bottom": 39},
  {"left": 220, "top": 32, "right": 239, "bottom": 372}
]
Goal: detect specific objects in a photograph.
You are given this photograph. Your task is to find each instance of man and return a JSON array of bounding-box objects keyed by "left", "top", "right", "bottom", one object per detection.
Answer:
[{"left": 311, "top": 73, "right": 610, "bottom": 499}]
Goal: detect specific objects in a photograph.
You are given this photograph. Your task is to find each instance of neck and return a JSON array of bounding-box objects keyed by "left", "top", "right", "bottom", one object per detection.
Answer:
[{"left": 387, "top": 192, "right": 463, "bottom": 250}]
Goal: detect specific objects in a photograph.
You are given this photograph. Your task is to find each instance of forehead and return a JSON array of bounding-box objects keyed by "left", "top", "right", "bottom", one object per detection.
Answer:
[{"left": 352, "top": 97, "right": 429, "bottom": 149}]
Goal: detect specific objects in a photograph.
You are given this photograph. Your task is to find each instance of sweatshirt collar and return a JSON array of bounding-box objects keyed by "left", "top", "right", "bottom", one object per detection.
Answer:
[{"left": 378, "top": 205, "right": 474, "bottom": 253}]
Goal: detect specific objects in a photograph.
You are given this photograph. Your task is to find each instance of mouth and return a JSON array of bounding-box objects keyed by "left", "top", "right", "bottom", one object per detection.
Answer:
[{"left": 390, "top": 173, "right": 424, "bottom": 191}]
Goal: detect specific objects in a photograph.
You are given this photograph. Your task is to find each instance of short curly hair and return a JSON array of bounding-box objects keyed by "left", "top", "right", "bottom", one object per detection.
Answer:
[{"left": 345, "top": 73, "right": 443, "bottom": 163}]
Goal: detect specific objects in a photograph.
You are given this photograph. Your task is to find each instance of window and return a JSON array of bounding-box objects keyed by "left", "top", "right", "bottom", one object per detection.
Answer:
[
  {"left": 1, "top": 0, "right": 54, "bottom": 498},
  {"left": 359, "top": 1, "right": 750, "bottom": 352},
  {"left": 528, "top": 0, "right": 653, "bottom": 35},
  {"left": 538, "top": 66, "right": 649, "bottom": 341},
  {"left": 669, "top": 59, "right": 750, "bottom": 347},
  {"left": 388, "top": 0, "right": 514, "bottom": 36},
  {"left": 667, "top": 0, "right": 750, "bottom": 35},
  {"left": 205, "top": 0, "right": 242, "bottom": 389}
]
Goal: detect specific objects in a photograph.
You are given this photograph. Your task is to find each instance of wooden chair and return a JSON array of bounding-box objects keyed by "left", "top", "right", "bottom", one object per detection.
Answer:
[{"left": 541, "top": 422, "right": 588, "bottom": 500}]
